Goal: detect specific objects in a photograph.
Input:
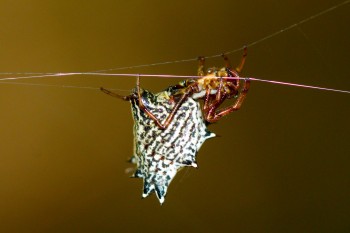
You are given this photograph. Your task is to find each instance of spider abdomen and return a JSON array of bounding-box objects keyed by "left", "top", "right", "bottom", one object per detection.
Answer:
[{"left": 130, "top": 89, "right": 215, "bottom": 204}]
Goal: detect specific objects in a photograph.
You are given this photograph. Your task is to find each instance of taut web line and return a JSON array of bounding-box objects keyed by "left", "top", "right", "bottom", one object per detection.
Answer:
[{"left": 0, "top": 72, "right": 349, "bottom": 94}]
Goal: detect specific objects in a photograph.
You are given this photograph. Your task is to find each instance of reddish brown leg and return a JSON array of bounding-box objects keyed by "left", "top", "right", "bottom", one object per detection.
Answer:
[
  {"left": 197, "top": 56, "right": 205, "bottom": 76},
  {"left": 205, "top": 94, "right": 227, "bottom": 121},
  {"left": 136, "top": 76, "right": 196, "bottom": 130},
  {"left": 203, "top": 88, "right": 211, "bottom": 112},
  {"left": 215, "top": 76, "right": 225, "bottom": 101},
  {"left": 222, "top": 53, "right": 232, "bottom": 70},
  {"left": 230, "top": 47, "right": 248, "bottom": 94},
  {"left": 205, "top": 78, "right": 250, "bottom": 123},
  {"left": 101, "top": 77, "right": 195, "bottom": 130},
  {"left": 203, "top": 77, "right": 225, "bottom": 119},
  {"left": 100, "top": 87, "right": 132, "bottom": 101},
  {"left": 222, "top": 53, "right": 240, "bottom": 87},
  {"left": 235, "top": 46, "right": 248, "bottom": 73}
]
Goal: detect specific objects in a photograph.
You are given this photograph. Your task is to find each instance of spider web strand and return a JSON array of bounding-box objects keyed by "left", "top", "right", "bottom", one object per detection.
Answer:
[
  {"left": 89, "top": 0, "right": 350, "bottom": 73},
  {"left": 0, "top": 73, "right": 349, "bottom": 94}
]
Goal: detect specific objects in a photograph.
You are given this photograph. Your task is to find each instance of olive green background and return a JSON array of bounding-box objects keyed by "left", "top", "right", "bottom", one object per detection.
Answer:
[{"left": 0, "top": 1, "right": 349, "bottom": 232}]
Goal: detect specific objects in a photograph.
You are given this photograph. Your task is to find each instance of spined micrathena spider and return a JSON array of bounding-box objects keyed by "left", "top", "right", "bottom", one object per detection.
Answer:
[{"left": 101, "top": 48, "right": 250, "bottom": 204}]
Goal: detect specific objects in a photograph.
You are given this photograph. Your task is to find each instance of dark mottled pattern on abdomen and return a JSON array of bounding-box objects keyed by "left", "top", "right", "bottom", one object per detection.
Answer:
[{"left": 129, "top": 89, "right": 215, "bottom": 204}]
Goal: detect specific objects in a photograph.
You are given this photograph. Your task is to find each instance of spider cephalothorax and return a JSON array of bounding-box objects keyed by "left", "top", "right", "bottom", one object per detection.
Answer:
[{"left": 168, "top": 48, "right": 250, "bottom": 123}]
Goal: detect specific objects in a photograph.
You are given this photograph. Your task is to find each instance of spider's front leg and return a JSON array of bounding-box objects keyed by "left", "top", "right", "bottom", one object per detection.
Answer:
[
  {"left": 203, "top": 76, "right": 227, "bottom": 121},
  {"left": 136, "top": 76, "right": 197, "bottom": 130},
  {"left": 101, "top": 77, "right": 195, "bottom": 130},
  {"left": 204, "top": 78, "right": 250, "bottom": 123}
]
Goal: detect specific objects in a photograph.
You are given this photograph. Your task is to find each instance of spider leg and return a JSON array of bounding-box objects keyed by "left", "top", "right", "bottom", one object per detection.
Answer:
[
  {"left": 205, "top": 78, "right": 250, "bottom": 123},
  {"left": 224, "top": 47, "right": 248, "bottom": 91},
  {"left": 221, "top": 53, "right": 240, "bottom": 87},
  {"left": 204, "top": 77, "right": 227, "bottom": 121},
  {"left": 135, "top": 76, "right": 166, "bottom": 128},
  {"left": 136, "top": 76, "right": 196, "bottom": 130},
  {"left": 197, "top": 56, "right": 205, "bottom": 77},
  {"left": 215, "top": 76, "right": 224, "bottom": 102},
  {"left": 222, "top": 53, "right": 232, "bottom": 70},
  {"left": 227, "top": 70, "right": 240, "bottom": 91},
  {"left": 100, "top": 87, "right": 132, "bottom": 101},
  {"left": 204, "top": 95, "right": 227, "bottom": 122},
  {"left": 203, "top": 88, "right": 211, "bottom": 112},
  {"left": 235, "top": 46, "right": 248, "bottom": 73}
]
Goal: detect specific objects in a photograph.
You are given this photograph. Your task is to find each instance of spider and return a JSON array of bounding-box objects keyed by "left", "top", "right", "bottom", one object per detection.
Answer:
[
  {"left": 100, "top": 49, "right": 250, "bottom": 203},
  {"left": 101, "top": 47, "right": 250, "bottom": 130}
]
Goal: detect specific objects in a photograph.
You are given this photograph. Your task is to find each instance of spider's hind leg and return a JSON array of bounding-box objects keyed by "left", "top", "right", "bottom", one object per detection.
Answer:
[{"left": 100, "top": 87, "right": 132, "bottom": 101}]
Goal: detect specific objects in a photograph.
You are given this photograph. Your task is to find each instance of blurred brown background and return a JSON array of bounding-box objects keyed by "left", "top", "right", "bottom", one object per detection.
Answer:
[{"left": 0, "top": 0, "right": 349, "bottom": 232}]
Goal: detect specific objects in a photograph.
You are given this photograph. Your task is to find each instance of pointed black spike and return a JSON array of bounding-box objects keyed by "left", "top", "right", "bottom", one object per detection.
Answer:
[
  {"left": 130, "top": 169, "right": 143, "bottom": 178},
  {"left": 155, "top": 185, "right": 166, "bottom": 204},
  {"left": 142, "top": 182, "right": 153, "bottom": 199}
]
